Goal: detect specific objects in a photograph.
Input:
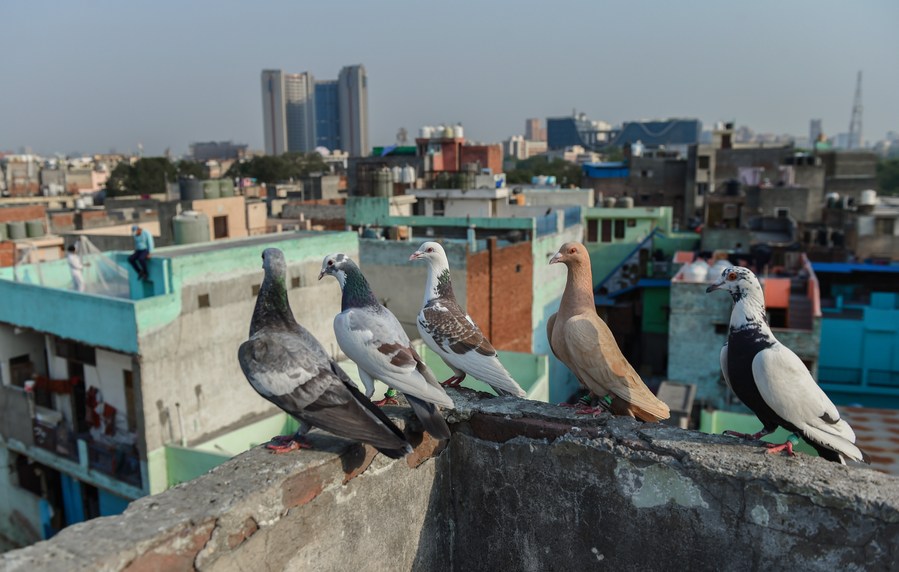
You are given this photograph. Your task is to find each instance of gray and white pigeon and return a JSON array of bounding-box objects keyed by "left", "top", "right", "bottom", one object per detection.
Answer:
[
  {"left": 237, "top": 248, "right": 412, "bottom": 458},
  {"left": 319, "top": 253, "right": 453, "bottom": 440},
  {"left": 410, "top": 241, "right": 527, "bottom": 398},
  {"left": 707, "top": 266, "right": 869, "bottom": 464}
]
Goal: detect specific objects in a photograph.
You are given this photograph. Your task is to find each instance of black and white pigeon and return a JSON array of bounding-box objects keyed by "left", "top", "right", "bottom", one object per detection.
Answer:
[
  {"left": 319, "top": 253, "right": 453, "bottom": 440},
  {"left": 410, "top": 241, "right": 527, "bottom": 398},
  {"left": 237, "top": 248, "right": 412, "bottom": 458},
  {"left": 707, "top": 266, "right": 869, "bottom": 464}
]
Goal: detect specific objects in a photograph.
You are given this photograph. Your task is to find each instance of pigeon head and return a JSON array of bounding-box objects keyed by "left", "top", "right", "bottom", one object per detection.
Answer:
[
  {"left": 549, "top": 242, "right": 589, "bottom": 267},
  {"left": 261, "top": 248, "right": 287, "bottom": 278},
  {"left": 706, "top": 266, "right": 762, "bottom": 301},
  {"left": 318, "top": 253, "right": 354, "bottom": 288},
  {"left": 409, "top": 241, "right": 446, "bottom": 264}
]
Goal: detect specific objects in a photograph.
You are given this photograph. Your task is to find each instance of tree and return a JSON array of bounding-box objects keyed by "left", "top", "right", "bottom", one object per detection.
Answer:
[
  {"left": 225, "top": 152, "right": 327, "bottom": 184},
  {"left": 104, "top": 158, "right": 177, "bottom": 197},
  {"left": 176, "top": 159, "right": 207, "bottom": 180},
  {"left": 876, "top": 158, "right": 899, "bottom": 196},
  {"left": 505, "top": 156, "right": 584, "bottom": 187}
]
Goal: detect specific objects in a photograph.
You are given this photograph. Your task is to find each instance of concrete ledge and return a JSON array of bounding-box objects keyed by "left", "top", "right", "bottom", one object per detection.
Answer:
[{"left": 2, "top": 390, "right": 898, "bottom": 572}]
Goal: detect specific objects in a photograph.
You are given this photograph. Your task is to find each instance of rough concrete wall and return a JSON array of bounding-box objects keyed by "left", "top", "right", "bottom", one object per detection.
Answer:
[{"left": 4, "top": 391, "right": 897, "bottom": 572}]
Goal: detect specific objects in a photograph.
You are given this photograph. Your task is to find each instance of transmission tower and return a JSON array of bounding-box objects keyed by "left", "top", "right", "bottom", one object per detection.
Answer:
[{"left": 848, "top": 71, "right": 863, "bottom": 149}]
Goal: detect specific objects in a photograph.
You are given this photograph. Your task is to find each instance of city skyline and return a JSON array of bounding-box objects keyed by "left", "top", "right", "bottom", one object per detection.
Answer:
[{"left": 1, "top": 1, "right": 897, "bottom": 156}]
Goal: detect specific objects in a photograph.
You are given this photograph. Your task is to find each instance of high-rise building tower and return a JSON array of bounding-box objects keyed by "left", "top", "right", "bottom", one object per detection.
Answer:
[
  {"left": 337, "top": 65, "right": 369, "bottom": 157},
  {"left": 261, "top": 70, "right": 316, "bottom": 155},
  {"left": 315, "top": 80, "right": 341, "bottom": 151},
  {"left": 525, "top": 118, "right": 546, "bottom": 142},
  {"left": 809, "top": 119, "right": 823, "bottom": 147},
  {"left": 261, "top": 70, "right": 287, "bottom": 156},
  {"left": 847, "top": 71, "right": 863, "bottom": 150}
]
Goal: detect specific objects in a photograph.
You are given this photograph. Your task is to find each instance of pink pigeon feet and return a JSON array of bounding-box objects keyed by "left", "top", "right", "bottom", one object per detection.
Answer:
[
  {"left": 441, "top": 375, "right": 465, "bottom": 388},
  {"left": 372, "top": 396, "right": 399, "bottom": 406},
  {"left": 266, "top": 435, "right": 313, "bottom": 454},
  {"left": 765, "top": 441, "right": 796, "bottom": 457},
  {"left": 575, "top": 406, "right": 607, "bottom": 416}
]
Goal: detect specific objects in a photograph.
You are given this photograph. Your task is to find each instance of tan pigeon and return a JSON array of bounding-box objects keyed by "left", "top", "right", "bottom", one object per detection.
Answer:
[{"left": 547, "top": 242, "right": 670, "bottom": 422}]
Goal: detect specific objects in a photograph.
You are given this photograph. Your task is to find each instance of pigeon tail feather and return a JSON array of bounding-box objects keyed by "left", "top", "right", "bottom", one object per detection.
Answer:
[{"left": 406, "top": 394, "right": 451, "bottom": 440}]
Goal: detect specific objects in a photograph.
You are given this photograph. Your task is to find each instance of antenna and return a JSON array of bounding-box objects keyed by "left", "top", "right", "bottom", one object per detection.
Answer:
[{"left": 848, "top": 71, "right": 863, "bottom": 149}]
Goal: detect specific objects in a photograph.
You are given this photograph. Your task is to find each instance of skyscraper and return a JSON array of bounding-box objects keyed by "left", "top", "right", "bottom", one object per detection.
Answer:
[
  {"left": 337, "top": 65, "right": 369, "bottom": 157},
  {"left": 262, "top": 65, "right": 369, "bottom": 157},
  {"left": 809, "top": 119, "right": 823, "bottom": 147},
  {"left": 261, "top": 70, "right": 287, "bottom": 156}
]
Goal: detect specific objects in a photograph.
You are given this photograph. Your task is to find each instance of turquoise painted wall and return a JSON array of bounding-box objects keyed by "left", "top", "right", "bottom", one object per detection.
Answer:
[
  {"left": 699, "top": 410, "right": 819, "bottom": 457},
  {"left": 165, "top": 446, "right": 231, "bottom": 488}
]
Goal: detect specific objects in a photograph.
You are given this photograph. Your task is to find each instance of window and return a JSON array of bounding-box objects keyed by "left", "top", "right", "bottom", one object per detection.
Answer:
[
  {"left": 124, "top": 371, "right": 137, "bottom": 433},
  {"left": 698, "top": 155, "right": 710, "bottom": 170},
  {"left": 9, "top": 355, "right": 32, "bottom": 387},
  {"left": 641, "top": 169, "right": 653, "bottom": 178},
  {"left": 614, "top": 219, "right": 625, "bottom": 239},
  {"left": 587, "top": 219, "right": 598, "bottom": 243},
  {"left": 55, "top": 339, "right": 96, "bottom": 365},
  {"left": 432, "top": 199, "right": 445, "bottom": 217},
  {"left": 198, "top": 294, "right": 210, "bottom": 308},
  {"left": 601, "top": 220, "right": 612, "bottom": 243},
  {"left": 697, "top": 183, "right": 709, "bottom": 196},
  {"left": 774, "top": 207, "right": 790, "bottom": 219},
  {"left": 875, "top": 218, "right": 895, "bottom": 236},
  {"left": 213, "top": 215, "right": 229, "bottom": 239},
  {"left": 626, "top": 219, "right": 636, "bottom": 227}
]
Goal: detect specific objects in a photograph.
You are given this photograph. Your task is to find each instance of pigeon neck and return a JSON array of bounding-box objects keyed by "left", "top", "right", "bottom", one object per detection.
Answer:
[
  {"left": 341, "top": 264, "right": 379, "bottom": 310},
  {"left": 559, "top": 262, "right": 594, "bottom": 317},
  {"left": 729, "top": 291, "right": 772, "bottom": 335},
  {"left": 250, "top": 273, "right": 296, "bottom": 334},
  {"left": 424, "top": 260, "right": 454, "bottom": 304}
]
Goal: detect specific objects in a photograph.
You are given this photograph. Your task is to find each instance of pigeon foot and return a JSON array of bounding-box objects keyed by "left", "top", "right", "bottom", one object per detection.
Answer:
[
  {"left": 765, "top": 441, "right": 796, "bottom": 457},
  {"left": 441, "top": 375, "right": 465, "bottom": 388},
  {"left": 723, "top": 429, "right": 770, "bottom": 441},
  {"left": 373, "top": 396, "right": 399, "bottom": 407},
  {"left": 266, "top": 435, "right": 312, "bottom": 454},
  {"left": 575, "top": 406, "right": 606, "bottom": 416}
]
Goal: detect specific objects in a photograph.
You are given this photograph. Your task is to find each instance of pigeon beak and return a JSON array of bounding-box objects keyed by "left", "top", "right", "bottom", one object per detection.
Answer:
[
  {"left": 317, "top": 270, "right": 325, "bottom": 281},
  {"left": 549, "top": 252, "right": 562, "bottom": 265},
  {"left": 706, "top": 280, "right": 724, "bottom": 293},
  {"left": 409, "top": 251, "right": 422, "bottom": 262}
]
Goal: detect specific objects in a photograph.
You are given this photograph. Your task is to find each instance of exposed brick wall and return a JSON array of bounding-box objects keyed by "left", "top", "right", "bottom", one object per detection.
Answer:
[
  {"left": 0, "top": 205, "right": 46, "bottom": 223},
  {"left": 49, "top": 212, "right": 76, "bottom": 233},
  {"left": 465, "top": 239, "right": 533, "bottom": 352},
  {"left": 460, "top": 144, "right": 503, "bottom": 175},
  {"left": 75, "top": 210, "right": 113, "bottom": 230},
  {"left": 0, "top": 242, "right": 15, "bottom": 267}
]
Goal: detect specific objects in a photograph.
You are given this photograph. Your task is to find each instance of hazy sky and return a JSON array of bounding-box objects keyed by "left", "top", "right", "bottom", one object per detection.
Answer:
[{"left": 2, "top": 1, "right": 897, "bottom": 156}]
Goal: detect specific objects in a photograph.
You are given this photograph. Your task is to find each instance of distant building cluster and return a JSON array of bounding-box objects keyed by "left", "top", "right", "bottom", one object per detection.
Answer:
[{"left": 261, "top": 65, "right": 369, "bottom": 157}]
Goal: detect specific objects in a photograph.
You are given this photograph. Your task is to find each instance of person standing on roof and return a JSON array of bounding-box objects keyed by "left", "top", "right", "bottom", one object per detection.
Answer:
[
  {"left": 128, "top": 225, "right": 154, "bottom": 281},
  {"left": 66, "top": 244, "right": 88, "bottom": 292}
]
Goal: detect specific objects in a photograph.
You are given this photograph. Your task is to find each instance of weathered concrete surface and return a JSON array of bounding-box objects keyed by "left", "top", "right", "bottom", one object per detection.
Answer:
[{"left": 3, "top": 390, "right": 898, "bottom": 572}]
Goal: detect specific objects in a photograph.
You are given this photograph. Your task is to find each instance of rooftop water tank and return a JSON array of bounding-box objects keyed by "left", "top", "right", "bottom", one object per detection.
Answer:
[
  {"left": 173, "top": 211, "right": 210, "bottom": 245},
  {"left": 202, "top": 180, "right": 221, "bottom": 200},
  {"left": 374, "top": 167, "right": 393, "bottom": 198},
  {"left": 433, "top": 125, "right": 446, "bottom": 139},
  {"left": 0, "top": 223, "right": 7, "bottom": 241},
  {"left": 401, "top": 165, "right": 416, "bottom": 183},
  {"left": 419, "top": 126, "right": 434, "bottom": 139},
  {"left": 179, "top": 178, "right": 204, "bottom": 201},
  {"left": 26, "top": 220, "right": 45, "bottom": 238},
  {"left": 6, "top": 221, "right": 26, "bottom": 240},
  {"left": 454, "top": 124, "right": 464, "bottom": 139},
  {"left": 825, "top": 192, "right": 840, "bottom": 208},
  {"left": 681, "top": 260, "right": 710, "bottom": 283},
  {"left": 392, "top": 166, "right": 403, "bottom": 183},
  {"left": 616, "top": 197, "right": 635, "bottom": 209},
  {"left": 219, "top": 179, "right": 235, "bottom": 197},
  {"left": 859, "top": 189, "right": 877, "bottom": 207},
  {"left": 602, "top": 197, "right": 617, "bottom": 208}
]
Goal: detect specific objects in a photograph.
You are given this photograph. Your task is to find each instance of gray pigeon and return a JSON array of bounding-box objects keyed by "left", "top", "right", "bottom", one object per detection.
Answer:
[
  {"left": 410, "top": 241, "right": 526, "bottom": 397},
  {"left": 707, "top": 266, "right": 869, "bottom": 464},
  {"left": 238, "top": 248, "right": 412, "bottom": 458},
  {"left": 319, "top": 253, "right": 453, "bottom": 440}
]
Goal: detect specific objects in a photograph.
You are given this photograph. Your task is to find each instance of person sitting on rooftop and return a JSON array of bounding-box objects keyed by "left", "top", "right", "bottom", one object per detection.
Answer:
[{"left": 128, "top": 225, "right": 154, "bottom": 281}]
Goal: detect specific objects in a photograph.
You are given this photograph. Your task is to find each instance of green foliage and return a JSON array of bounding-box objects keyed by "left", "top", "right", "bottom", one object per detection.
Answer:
[
  {"left": 105, "top": 158, "right": 177, "bottom": 197},
  {"left": 601, "top": 146, "right": 625, "bottom": 162},
  {"left": 225, "top": 152, "right": 327, "bottom": 184},
  {"left": 176, "top": 159, "right": 207, "bottom": 180},
  {"left": 876, "top": 158, "right": 899, "bottom": 196},
  {"left": 505, "top": 156, "right": 583, "bottom": 187}
]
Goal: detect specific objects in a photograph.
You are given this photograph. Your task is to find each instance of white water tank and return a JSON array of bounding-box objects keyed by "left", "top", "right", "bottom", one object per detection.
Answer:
[
  {"left": 455, "top": 124, "right": 464, "bottom": 139},
  {"left": 401, "top": 165, "right": 416, "bottom": 183},
  {"left": 392, "top": 166, "right": 403, "bottom": 182},
  {"left": 419, "top": 126, "right": 434, "bottom": 139},
  {"left": 859, "top": 189, "right": 877, "bottom": 207},
  {"left": 444, "top": 125, "right": 456, "bottom": 138},
  {"left": 681, "top": 260, "right": 710, "bottom": 283},
  {"left": 433, "top": 125, "right": 446, "bottom": 139}
]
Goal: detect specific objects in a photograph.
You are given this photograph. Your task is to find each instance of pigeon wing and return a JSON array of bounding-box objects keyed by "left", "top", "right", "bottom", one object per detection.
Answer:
[
  {"left": 719, "top": 344, "right": 732, "bottom": 391},
  {"left": 565, "top": 314, "right": 670, "bottom": 420},
  {"left": 239, "top": 329, "right": 411, "bottom": 455},
  {"left": 336, "top": 308, "right": 453, "bottom": 408},
  {"left": 752, "top": 344, "right": 866, "bottom": 463}
]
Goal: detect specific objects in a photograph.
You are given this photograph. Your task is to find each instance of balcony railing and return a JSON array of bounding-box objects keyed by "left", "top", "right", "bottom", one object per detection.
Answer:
[
  {"left": 32, "top": 419, "right": 78, "bottom": 462},
  {"left": 86, "top": 439, "right": 142, "bottom": 488}
]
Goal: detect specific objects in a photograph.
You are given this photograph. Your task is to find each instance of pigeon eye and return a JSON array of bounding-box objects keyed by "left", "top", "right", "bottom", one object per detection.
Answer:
[
  {"left": 327, "top": 260, "right": 334, "bottom": 267},
  {"left": 427, "top": 248, "right": 433, "bottom": 253},
  {"left": 568, "top": 248, "right": 576, "bottom": 254},
  {"left": 727, "top": 272, "right": 737, "bottom": 281}
]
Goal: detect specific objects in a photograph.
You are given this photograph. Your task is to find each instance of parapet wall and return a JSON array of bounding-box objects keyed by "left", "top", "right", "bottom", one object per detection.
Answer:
[{"left": 3, "top": 390, "right": 898, "bottom": 572}]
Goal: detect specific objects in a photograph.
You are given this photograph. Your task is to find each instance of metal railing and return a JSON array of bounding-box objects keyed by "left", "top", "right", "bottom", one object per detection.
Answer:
[{"left": 86, "top": 440, "right": 142, "bottom": 488}]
